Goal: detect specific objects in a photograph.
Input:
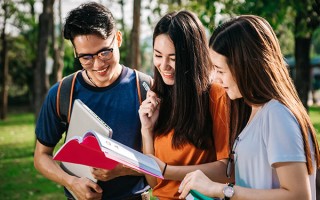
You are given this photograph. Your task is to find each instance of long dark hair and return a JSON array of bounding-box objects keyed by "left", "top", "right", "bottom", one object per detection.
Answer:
[
  {"left": 209, "top": 15, "right": 320, "bottom": 174},
  {"left": 152, "top": 10, "right": 213, "bottom": 150}
]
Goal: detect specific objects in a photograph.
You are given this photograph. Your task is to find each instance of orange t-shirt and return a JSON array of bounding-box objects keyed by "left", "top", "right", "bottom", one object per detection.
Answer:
[{"left": 152, "top": 83, "right": 230, "bottom": 199}]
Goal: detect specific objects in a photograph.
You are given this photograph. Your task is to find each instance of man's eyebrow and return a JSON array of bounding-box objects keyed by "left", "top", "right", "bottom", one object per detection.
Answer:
[
  {"left": 154, "top": 49, "right": 175, "bottom": 56},
  {"left": 77, "top": 47, "right": 112, "bottom": 57},
  {"left": 77, "top": 35, "right": 115, "bottom": 57}
]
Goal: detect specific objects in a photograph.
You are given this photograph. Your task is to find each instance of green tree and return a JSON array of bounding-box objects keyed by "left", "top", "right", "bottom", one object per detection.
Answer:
[
  {"left": 182, "top": 0, "right": 319, "bottom": 110},
  {"left": 291, "top": 0, "right": 320, "bottom": 109},
  {"left": 312, "top": 28, "right": 320, "bottom": 56},
  {"left": 118, "top": 0, "right": 130, "bottom": 66},
  {"left": 1, "top": 0, "right": 37, "bottom": 119},
  {"left": 0, "top": 0, "right": 10, "bottom": 120},
  {"left": 129, "top": 0, "right": 142, "bottom": 69},
  {"left": 220, "top": 0, "right": 320, "bottom": 109},
  {"left": 51, "top": 0, "right": 64, "bottom": 83},
  {"left": 34, "top": 0, "right": 54, "bottom": 121}
]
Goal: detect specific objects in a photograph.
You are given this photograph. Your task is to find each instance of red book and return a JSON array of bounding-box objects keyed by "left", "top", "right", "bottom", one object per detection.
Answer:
[{"left": 53, "top": 130, "right": 163, "bottom": 179}]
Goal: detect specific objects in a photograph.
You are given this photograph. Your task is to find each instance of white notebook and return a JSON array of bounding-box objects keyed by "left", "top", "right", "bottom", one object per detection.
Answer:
[{"left": 60, "top": 99, "right": 113, "bottom": 182}]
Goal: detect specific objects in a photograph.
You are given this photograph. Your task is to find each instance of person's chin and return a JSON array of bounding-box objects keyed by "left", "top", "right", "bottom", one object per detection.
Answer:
[
  {"left": 228, "top": 94, "right": 242, "bottom": 100},
  {"left": 163, "top": 79, "right": 174, "bottom": 86},
  {"left": 227, "top": 92, "right": 236, "bottom": 100}
]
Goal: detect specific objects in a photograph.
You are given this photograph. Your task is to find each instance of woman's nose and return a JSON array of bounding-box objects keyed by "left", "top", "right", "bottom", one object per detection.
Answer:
[{"left": 160, "top": 58, "right": 170, "bottom": 70}]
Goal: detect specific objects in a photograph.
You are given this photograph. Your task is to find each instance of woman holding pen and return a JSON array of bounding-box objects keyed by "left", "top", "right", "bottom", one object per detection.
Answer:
[{"left": 138, "top": 10, "right": 231, "bottom": 199}]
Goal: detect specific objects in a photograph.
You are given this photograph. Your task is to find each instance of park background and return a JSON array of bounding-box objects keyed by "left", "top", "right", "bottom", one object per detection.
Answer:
[{"left": 0, "top": 0, "right": 320, "bottom": 199}]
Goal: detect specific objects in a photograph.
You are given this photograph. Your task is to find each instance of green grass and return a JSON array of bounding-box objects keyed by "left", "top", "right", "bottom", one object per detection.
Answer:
[
  {"left": 0, "top": 113, "right": 65, "bottom": 200},
  {"left": 310, "top": 106, "right": 320, "bottom": 141},
  {"left": 0, "top": 106, "right": 319, "bottom": 199}
]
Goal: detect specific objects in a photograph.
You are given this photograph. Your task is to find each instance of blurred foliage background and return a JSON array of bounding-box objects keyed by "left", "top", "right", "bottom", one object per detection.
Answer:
[
  {"left": 0, "top": 0, "right": 320, "bottom": 119},
  {"left": 0, "top": 0, "right": 320, "bottom": 199}
]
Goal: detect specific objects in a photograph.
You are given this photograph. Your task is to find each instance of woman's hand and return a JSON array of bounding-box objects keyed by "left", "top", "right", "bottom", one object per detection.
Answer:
[
  {"left": 178, "top": 170, "right": 219, "bottom": 199},
  {"left": 138, "top": 90, "right": 161, "bottom": 131}
]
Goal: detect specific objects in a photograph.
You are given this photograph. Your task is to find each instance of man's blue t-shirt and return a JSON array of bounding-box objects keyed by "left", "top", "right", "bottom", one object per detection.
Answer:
[{"left": 35, "top": 66, "right": 148, "bottom": 199}]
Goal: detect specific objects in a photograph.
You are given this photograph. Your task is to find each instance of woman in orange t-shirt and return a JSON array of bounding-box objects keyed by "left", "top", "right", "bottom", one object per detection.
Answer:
[{"left": 138, "top": 10, "right": 232, "bottom": 199}]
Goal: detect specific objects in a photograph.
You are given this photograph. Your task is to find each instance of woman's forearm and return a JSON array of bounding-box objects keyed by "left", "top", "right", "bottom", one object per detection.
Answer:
[
  {"left": 141, "top": 128, "right": 155, "bottom": 154},
  {"left": 165, "top": 159, "right": 231, "bottom": 183}
]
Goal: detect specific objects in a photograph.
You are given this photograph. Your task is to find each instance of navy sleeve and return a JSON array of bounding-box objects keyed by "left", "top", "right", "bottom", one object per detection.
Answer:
[{"left": 35, "top": 82, "right": 67, "bottom": 147}]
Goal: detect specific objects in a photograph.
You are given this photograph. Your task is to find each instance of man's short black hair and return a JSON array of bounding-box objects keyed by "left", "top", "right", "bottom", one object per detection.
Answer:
[{"left": 63, "top": 2, "right": 116, "bottom": 42}]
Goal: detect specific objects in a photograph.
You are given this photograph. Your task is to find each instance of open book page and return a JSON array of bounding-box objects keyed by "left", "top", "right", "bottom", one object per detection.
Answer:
[
  {"left": 91, "top": 131, "right": 160, "bottom": 170},
  {"left": 84, "top": 131, "right": 163, "bottom": 178}
]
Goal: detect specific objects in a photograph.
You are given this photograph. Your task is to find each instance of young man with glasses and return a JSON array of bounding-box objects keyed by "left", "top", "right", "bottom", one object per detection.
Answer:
[{"left": 34, "top": 2, "right": 150, "bottom": 200}]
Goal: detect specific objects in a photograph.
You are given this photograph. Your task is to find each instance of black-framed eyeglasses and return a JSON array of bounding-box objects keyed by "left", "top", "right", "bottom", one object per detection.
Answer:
[
  {"left": 226, "top": 137, "right": 240, "bottom": 178},
  {"left": 76, "top": 35, "right": 115, "bottom": 66}
]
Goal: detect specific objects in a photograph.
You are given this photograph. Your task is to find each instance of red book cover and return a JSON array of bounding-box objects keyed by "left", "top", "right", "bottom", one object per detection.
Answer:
[{"left": 53, "top": 130, "right": 163, "bottom": 179}]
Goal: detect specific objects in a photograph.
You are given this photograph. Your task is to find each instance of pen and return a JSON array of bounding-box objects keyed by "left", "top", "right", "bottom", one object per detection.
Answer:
[
  {"left": 142, "top": 82, "right": 150, "bottom": 91},
  {"left": 142, "top": 82, "right": 152, "bottom": 117}
]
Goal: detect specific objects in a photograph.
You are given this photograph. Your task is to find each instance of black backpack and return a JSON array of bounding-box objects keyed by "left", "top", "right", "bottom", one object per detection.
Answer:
[{"left": 56, "top": 69, "right": 152, "bottom": 124}]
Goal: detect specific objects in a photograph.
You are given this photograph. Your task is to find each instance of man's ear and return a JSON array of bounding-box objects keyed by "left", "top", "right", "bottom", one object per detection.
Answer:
[{"left": 116, "top": 31, "right": 122, "bottom": 47}]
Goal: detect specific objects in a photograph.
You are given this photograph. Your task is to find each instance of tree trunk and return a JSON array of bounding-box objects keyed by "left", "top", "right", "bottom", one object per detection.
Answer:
[
  {"left": 119, "top": 0, "right": 130, "bottom": 67},
  {"left": 52, "top": 0, "right": 64, "bottom": 82},
  {"left": 27, "top": 0, "right": 37, "bottom": 109},
  {"left": 34, "top": 0, "right": 54, "bottom": 122},
  {"left": 51, "top": 0, "right": 57, "bottom": 83},
  {"left": 0, "top": 2, "right": 9, "bottom": 120},
  {"left": 293, "top": 12, "right": 312, "bottom": 110},
  {"left": 129, "top": 0, "right": 141, "bottom": 69},
  {"left": 294, "top": 37, "right": 311, "bottom": 110},
  {"left": 119, "top": 0, "right": 127, "bottom": 46}
]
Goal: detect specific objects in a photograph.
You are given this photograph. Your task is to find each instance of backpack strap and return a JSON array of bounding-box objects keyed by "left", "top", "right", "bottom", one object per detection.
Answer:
[
  {"left": 56, "top": 70, "right": 81, "bottom": 124},
  {"left": 134, "top": 69, "right": 153, "bottom": 104}
]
